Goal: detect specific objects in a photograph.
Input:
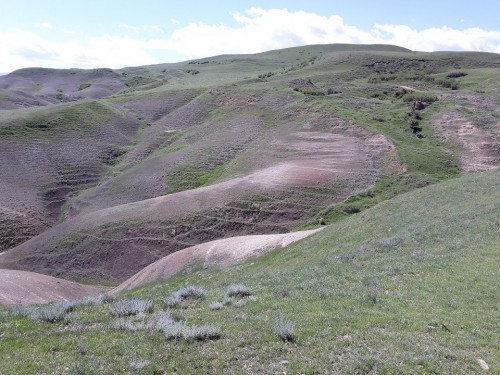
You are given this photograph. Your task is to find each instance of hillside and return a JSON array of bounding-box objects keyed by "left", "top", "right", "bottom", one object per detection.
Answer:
[
  {"left": 0, "top": 169, "right": 498, "bottom": 374},
  {"left": 0, "top": 44, "right": 498, "bottom": 284}
]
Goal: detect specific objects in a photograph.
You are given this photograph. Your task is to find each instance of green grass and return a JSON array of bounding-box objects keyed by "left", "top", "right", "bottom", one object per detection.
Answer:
[
  {"left": 164, "top": 163, "right": 226, "bottom": 193},
  {"left": 1, "top": 170, "right": 498, "bottom": 374},
  {"left": 0, "top": 100, "right": 119, "bottom": 139}
]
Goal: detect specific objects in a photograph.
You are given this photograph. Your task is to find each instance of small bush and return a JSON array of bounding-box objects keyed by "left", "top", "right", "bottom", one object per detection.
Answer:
[
  {"left": 209, "top": 301, "right": 223, "bottom": 310},
  {"left": 226, "top": 284, "right": 251, "bottom": 298},
  {"left": 110, "top": 318, "right": 141, "bottom": 331},
  {"left": 109, "top": 299, "right": 153, "bottom": 317},
  {"left": 30, "top": 304, "right": 69, "bottom": 322},
  {"left": 447, "top": 71, "right": 467, "bottom": 78},
  {"left": 275, "top": 317, "right": 295, "bottom": 342},
  {"left": 68, "top": 320, "right": 87, "bottom": 333},
  {"left": 233, "top": 299, "right": 246, "bottom": 308},
  {"left": 183, "top": 325, "right": 221, "bottom": 341},
  {"left": 130, "top": 360, "right": 150, "bottom": 371},
  {"left": 163, "top": 322, "right": 188, "bottom": 340},
  {"left": 437, "top": 78, "right": 459, "bottom": 90},
  {"left": 147, "top": 311, "right": 174, "bottom": 332},
  {"left": 68, "top": 361, "right": 96, "bottom": 375},
  {"left": 166, "top": 285, "right": 206, "bottom": 308},
  {"left": 58, "top": 296, "right": 106, "bottom": 313},
  {"left": 9, "top": 304, "right": 34, "bottom": 318}
]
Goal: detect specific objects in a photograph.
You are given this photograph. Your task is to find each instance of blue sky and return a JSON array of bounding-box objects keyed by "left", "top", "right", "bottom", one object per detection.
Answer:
[{"left": 1, "top": 0, "right": 499, "bottom": 72}]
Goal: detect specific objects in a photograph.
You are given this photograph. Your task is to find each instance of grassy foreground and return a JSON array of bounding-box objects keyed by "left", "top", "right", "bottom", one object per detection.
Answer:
[{"left": 1, "top": 169, "right": 499, "bottom": 374}]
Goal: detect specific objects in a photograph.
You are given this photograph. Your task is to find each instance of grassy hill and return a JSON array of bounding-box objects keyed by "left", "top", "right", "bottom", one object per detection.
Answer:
[
  {"left": 0, "top": 44, "right": 498, "bottom": 283},
  {"left": 0, "top": 169, "right": 498, "bottom": 374}
]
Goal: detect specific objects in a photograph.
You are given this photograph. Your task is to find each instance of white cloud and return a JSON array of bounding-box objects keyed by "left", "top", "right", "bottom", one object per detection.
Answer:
[
  {"left": 170, "top": 18, "right": 180, "bottom": 25},
  {"left": 151, "top": 25, "right": 164, "bottom": 34},
  {"left": 0, "top": 29, "right": 156, "bottom": 72},
  {"left": 118, "top": 23, "right": 139, "bottom": 31},
  {"left": 1, "top": 8, "right": 499, "bottom": 72},
  {"left": 160, "top": 7, "right": 500, "bottom": 57},
  {"left": 37, "top": 22, "right": 53, "bottom": 30}
]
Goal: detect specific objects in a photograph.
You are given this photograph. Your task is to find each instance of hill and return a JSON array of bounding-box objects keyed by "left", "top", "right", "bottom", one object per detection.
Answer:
[
  {"left": 0, "top": 44, "right": 498, "bottom": 284},
  {"left": 0, "top": 169, "right": 498, "bottom": 374}
]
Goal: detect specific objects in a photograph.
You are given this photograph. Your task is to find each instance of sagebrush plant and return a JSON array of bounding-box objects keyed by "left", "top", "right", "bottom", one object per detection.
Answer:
[
  {"left": 166, "top": 285, "right": 206, "bottom": 307},
  {"left": 110, "top": 318, "right": 141, "bottom": 331},
  {"left": 163, "top": 321, "right": 188, "bottom": 339},
  {"left": 147, "top": 311, "right": 174, "bottom": 332},
  {"left": 225, "top": 284, "right": 251, "bottom": 298},
  {"left": 68, "top": 361, "right": 96, "bottom": 375},
  {"left": 183, "top": 325, "right": 221, "bottom": 341},
  {"left": 209, "top": 301, "right": 223, "bottom": 310},
  {"left": 9, "top": 304, "right": 33, "bottom": 318},
  {"left": 232, "top": 299, "right": 246, "bottom": 308},
  {"left": 163, "top": 322, "right": 221, "bottom": 341},
  {"left": 30, "top": 303, "right": 69, "bottom": 322},
  {"left": 109, "top": 298, "right": 153, "bottom": 317},
  {"left": 129, "top": 359, "right": 150, "bottom": 371},
  {"left": 275, "top": 316, "right": 295, "bottom": 342}
]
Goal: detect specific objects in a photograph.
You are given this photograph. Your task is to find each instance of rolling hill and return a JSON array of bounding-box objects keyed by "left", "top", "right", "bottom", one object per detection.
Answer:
[
  {"left": 0, "top": 167, "right": 497, "bottom": 374},
  {"left": 1, "top": 44, "right": 498, "bottom": 285}
]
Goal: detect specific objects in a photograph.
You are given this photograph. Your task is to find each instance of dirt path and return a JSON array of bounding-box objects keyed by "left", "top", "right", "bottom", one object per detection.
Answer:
[{"left": 111, "top": 228, "right": 322, "bottom": 294}]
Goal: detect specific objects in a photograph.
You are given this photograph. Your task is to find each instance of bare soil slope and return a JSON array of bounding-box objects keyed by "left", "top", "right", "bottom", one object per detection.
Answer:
[
  {"left": 112, "top": 228, "right": 322, "bottom": 294},
  {"left": 0, "top": 269, "right": 101, "bottom": 305},
  {"left": 433, "top": 93, "right": 500, "bottom": 172}
]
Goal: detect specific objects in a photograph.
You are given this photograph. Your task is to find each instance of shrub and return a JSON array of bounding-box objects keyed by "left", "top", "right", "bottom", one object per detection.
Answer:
[
  {"left": 447, "top": 71, "right": 467, "bottom": 78},
  {"left": 109, "top": 299, "right": 153, "bottom": 317},
  {"left": 166, "top": 285, "right": 206, "bottom": 307},
  {"left": 225, "top": 284, "right": 251, "bottom": 298},
  {"left": 110, "top": 318, "right": 140, "bottom": 331},
  {"left": 437, "top": 78, "right": 459, "bottom": 90},
  {"left": 222, "top": 295, "right": 233, "bottom": 306},
  {"left": 58, "top": 296, "right": 106, "bottom": 313},
  {"left": 30, "top": 304, "right": 69, "bottom": 322},
  {"left": 183, "top": 325, "right": 221, "bottom": 341},
  {"left": 68, "top": 361, "right": 96, "bottom": 375},
  {"left": 130, "top": 360, "right": 150, "bottom": 371},
  {"left": 9, "top": 304, "right": 34, "bottom": 318},
  {"left": 209, "top": 301, "right": 223, "bottom": 310},
  {"left": 147, "top": 311, "right": 174, "bottom": 332},
  {"left": 275, "top": 317, "right": 295, "bottom": 342},
  {"left": 163, "top": 321, "right": 188, "bottom": 340},
  {"left": 233, "top": 299, "right": 246, "bottom": 308},
  {"left": 68, "top": 320, "right": 87, "bottom": 332}
]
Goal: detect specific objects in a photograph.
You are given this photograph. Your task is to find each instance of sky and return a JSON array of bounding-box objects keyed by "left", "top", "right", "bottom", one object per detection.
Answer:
[{"left": 1, "top": 0, "right": 499, "bottom": 73}]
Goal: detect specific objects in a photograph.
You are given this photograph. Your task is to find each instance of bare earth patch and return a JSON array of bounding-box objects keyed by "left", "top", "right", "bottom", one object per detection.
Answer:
[
  {"left": 0, "top": 269, "right": 102, "bottom": 305},
  {"left": 112, "top": 228, "right": 322, "bottom": 294},
  {"left": 433, "top": 111, "right": 500, "bottom": 172}
]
